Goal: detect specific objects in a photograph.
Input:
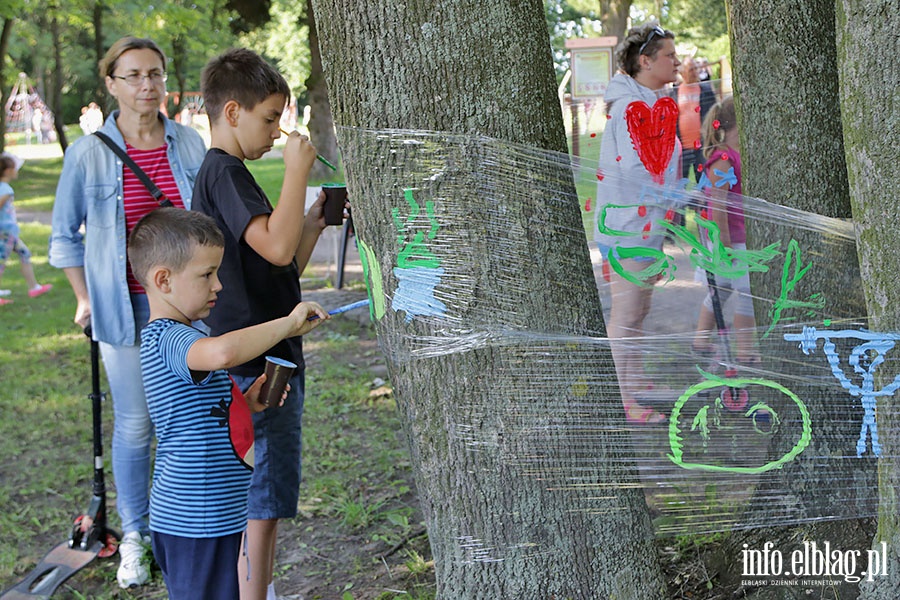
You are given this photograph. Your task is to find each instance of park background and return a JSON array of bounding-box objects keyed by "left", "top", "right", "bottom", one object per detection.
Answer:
[{"left": 0, "top": 1, "right": 896, "bottom": 599}]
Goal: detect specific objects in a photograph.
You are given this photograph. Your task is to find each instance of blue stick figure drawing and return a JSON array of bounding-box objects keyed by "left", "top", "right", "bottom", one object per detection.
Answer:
[{"left": 784, "top": 326, "right": 900, "bottom": 457}]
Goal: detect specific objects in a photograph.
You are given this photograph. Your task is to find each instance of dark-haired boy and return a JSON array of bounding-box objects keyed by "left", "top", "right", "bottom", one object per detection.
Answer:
[
  {"left": 192, "top": 47, "right": 330, "bottom": 600},
  {"left": 129, "top": 207, "right": 327, "bottom": 599}
]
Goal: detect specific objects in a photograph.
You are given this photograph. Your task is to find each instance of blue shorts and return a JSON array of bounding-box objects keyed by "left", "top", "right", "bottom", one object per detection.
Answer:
[
  {"left": 233, "top": 371, "right": 305, "bottom": 520},
  {"left": 151, "top": 531, "right": 242, "bottom": 600}
]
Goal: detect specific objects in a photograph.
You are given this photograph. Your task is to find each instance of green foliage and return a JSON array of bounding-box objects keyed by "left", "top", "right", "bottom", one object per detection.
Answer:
[
  {"left": 239, "top": 0, "right": 310, "bottom": 98},
  {"left": 546, "top": 0, "right": 731, "bottom": 85},
  {"left": 633, "top": 0, "right": 731, "bottom": 64},
  {"left": 545, "top": 0, "right": 603, "bottom": 78}
]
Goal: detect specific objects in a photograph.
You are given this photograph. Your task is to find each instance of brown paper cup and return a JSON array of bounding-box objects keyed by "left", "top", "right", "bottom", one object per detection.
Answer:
[
  {"left": 322, "top": 183, "right": 347, "bottom": 226},
  {"left": 258, "top": 356, "right": 297, "bottom": 407}
]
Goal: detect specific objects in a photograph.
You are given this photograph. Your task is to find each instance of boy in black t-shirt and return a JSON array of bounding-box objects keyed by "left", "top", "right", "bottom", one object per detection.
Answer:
[{"left": 192, "top": 48, "right": 330, "bottom": 600}]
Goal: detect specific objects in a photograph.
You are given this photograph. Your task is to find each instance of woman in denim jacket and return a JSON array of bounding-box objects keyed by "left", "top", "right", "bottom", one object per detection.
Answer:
[{"left": 48, "top": 36, "right": 206, "bottom": 589}]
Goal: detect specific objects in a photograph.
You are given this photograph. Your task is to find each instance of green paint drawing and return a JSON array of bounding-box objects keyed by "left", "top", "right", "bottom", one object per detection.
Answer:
[
  {"left": 598, "top": 204, "right": 825, "bottom": 333},
  {"left": 663, "top": 216, "right": 780, "bottom": 280},
  {"left": 598, "top": 203, "right": 780, "bottom": 288},
  {"left": 391, "top": 188, "right": 447, "bottom": 322},
  {"left": 764, "top": 239, "right": 825, "bottom": 338},
  {"left": 668, "top": 374, "right": 811, "bottom": 474},
  {"left": 358, "top": 238, "right": 386, "bottom": 321},
  {"left": 607, "top": 246, "right": 677, "bottom": 286},
  {"left": 392, "top": 188, "right": 440, "bottom": 269}
]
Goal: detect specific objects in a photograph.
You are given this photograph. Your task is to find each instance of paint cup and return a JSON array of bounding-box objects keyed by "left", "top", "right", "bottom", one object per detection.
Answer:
[
  {"left": 258, "top": 356, "right": 297, "bottom": 407},
  {"left": 322, "top": 183, "right": 347, "bottom": 226}
]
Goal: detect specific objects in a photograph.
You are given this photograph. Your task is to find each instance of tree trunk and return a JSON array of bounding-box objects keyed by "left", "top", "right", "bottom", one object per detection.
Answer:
[
  {"left": 0, "top": 17, "right": 14, "bottom": 154},
  {"left": 310, "top": 0, "right": 667, "bottom": 597},
  {"left": 304, "top": 0, "right": 337, "bottom": 180},
  {"left": 838, "top": 1, "right": 900, "bottom": 597},
  {"left": 727, "top": 0, "right": 874, "bottom": 597},
  {"left": 600, "top": 0, "right": 632, "bottom": 42},
  {"left": 170, "top": 35, "right": 187, "bottom": 116},
  {"left": 49, "top": 9, "right": 67, "bottom": 152},
  {"left": 92, "top": 1, "right": 105, "bottom": 107}
]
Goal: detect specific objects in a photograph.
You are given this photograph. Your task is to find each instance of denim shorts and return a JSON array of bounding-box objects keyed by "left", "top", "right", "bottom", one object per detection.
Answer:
[{"left": 232, "top": 371, "right": 305, "bottom": 520}]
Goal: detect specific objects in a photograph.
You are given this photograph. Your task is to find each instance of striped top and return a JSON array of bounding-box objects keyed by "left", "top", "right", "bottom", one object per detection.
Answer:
[
  {"left": 122, "top": 144, "right": 185, "bottom": 293},
  {"left": 141, "top": 318, "right": 255, "bottom": 538}
]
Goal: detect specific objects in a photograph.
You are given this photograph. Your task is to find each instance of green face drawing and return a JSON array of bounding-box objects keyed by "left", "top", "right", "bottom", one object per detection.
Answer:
[{"left": 668, "top": 376, "right": 812, "bottom": 474}]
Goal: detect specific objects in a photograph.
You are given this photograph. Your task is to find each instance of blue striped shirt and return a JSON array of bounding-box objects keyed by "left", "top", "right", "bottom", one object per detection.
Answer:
[{"left": 140, "top": 319, "right": 254, "bottom": 537}]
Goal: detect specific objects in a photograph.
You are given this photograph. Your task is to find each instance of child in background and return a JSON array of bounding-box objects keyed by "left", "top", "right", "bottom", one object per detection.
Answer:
[
  {"left": 192, "top": 48, "right": 332, "bottom": 600},
  {"left": 692, "top": 96, "right": 759, "bottom": 366},
  {"left": 0, "top": 153, "right": 52, "bottom": 303},
  {"left": 129, "top": 207, "right": 328, "bottom": 599}
]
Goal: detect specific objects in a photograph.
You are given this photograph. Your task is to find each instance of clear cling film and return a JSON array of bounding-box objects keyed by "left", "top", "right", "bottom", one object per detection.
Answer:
[{"left": 336, "top": 124, "right": 884, "bottom": 550}]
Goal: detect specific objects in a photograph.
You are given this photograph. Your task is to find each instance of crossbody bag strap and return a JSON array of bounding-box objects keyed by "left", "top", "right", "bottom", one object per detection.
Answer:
[{"left": 93, "top": 131, "right": 173, "bottom": 207}]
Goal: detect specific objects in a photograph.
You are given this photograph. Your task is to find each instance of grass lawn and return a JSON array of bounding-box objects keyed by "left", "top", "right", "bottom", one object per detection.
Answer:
[{"left": 0, "top": 157, "right": 433, "bottom": 599}]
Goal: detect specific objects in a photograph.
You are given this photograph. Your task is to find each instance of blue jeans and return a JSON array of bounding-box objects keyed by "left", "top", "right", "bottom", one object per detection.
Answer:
[
  {"left": 98, "top": 293, "right": 152, "bottom": 535},
  {"left": 232, "top": 371, "right": 305, "bottom": 520}
]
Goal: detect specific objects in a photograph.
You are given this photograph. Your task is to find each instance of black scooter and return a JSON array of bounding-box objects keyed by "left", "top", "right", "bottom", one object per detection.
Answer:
[{"left": 0, "top": 327, "right": 119, "bottom": 599}]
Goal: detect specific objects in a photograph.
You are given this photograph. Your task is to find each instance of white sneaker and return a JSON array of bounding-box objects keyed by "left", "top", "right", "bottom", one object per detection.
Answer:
[
  {"left": 0, "top": 289, "right": 10, "bottom": 296},
  {"left": 117, "top": 531, "right": 150, "bottom": 588}
]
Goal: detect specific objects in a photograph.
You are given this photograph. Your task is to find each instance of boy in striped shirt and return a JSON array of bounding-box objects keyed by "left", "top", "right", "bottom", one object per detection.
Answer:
[{"left": 128, "top": 207, "right": 328, "bottom": 599}]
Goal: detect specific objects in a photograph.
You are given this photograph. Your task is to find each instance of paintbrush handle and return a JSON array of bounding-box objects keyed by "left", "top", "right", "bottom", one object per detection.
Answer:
[
  {"left": 307, "top": 299, "right": 370, "bottom": 321},
  {"left": 280, "top": 128, "right": 338, "bottom": 171}
]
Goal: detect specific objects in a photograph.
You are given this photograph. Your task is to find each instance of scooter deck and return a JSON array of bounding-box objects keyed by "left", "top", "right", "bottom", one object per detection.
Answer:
[{"left": 0, "top": 540, "right": 101, "bottom": 599}]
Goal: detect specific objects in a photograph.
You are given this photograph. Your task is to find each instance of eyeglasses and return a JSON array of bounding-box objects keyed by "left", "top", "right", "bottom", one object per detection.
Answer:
[
  {"left": 111, "top": 71, "right": 167, "bottom": 87},
  {"left": 638, "top": 26, "right": 667, "bottom": 55}
]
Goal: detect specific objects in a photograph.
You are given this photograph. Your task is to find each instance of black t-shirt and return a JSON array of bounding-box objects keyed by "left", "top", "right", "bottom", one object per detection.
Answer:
[{"left": 192, "top": 148, "right": 304, "bottom": 376}]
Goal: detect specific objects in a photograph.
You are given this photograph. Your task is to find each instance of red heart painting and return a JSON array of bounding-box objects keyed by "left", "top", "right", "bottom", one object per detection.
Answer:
[{"left": 625, "top": 96, "right": 678, "bottom": 184}]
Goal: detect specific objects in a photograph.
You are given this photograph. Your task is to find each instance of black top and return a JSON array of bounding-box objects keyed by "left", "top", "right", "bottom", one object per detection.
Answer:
[{"left": 192, "top": 148, "right": 304, "bottom": 376}]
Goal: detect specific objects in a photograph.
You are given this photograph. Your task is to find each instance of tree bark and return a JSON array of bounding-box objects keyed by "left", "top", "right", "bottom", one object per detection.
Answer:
[
  {"left": 49, "top": 8, "right": 67, "bottom": 152},
  {"left": 304, "top": 0, "right": 337, "bottom": 180},
  {"left": 727, "top": 0, "right": 875, "bottom": 597},
  {"left": 311, "top": 0, "right": 666, "bottom": 597},
  {"left": 837, "top": 1, "right": 900, "bottom": 597},
  {"left": 0, "top": 17, "right": 14, "bottom": 154}
]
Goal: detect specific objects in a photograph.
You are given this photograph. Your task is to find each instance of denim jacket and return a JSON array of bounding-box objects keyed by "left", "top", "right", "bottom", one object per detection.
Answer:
[{"left": 49, "top": 111, "right": 207, "bottom": 346}]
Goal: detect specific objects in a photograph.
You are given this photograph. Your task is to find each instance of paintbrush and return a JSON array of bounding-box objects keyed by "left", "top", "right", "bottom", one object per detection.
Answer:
[
  {"left": 279, "top": 128, "right": 338, "bottom": 171},
  {"left": 307, "top": 299, "right": 370, "bottom": 321}
]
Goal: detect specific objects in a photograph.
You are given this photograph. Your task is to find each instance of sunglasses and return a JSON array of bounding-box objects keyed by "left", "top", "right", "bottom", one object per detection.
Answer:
[{"left": 639, "top": 26, "right": 667, "bottom": 55}]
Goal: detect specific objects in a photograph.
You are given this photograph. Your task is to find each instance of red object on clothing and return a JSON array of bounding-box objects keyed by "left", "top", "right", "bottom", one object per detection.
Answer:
[
  {"left": 122, "top": 144, "right": 185, "bottom": 293},
  {"left": 625, "top": 97, "right": 678, "bottom": 185}
]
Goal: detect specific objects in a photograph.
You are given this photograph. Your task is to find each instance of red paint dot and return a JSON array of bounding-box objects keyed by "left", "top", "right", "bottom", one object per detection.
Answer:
[
  {"left": 713, "top": 119, "right": 721, "bottom": 130},
  {"left": 606, "top": 114, "right": 612, "bottom": 120},
  {"left": 700, "top": 209, "right": 709, "bottom": 220},
  {"left": 596, "top": 170, "right": 604, "bottom": 181},
  {"left": 694, "top": 105, "right": 701, "bottom": 113},
  {"left": 637, "top": 205, "right": 647, "bottom": 217},
  {"left": 642, "top": 222, "right": 652, "bottom": 239},
  {"left": 721, "top": 153, "right": 729, "bottom": 161},
  {"left": 584, "top": 197, "right": 592, "bottom": 211},
  {"left": 698, "top": 164, "right": 704, "bottom": 172},
  {"left": 665, "top": 209, "right": 675, "bottom": 222},
  {"left": 693, "top": 139, "right": 702, "bottom": 150},
  {"left": 616, "top": 155, "right": 622, "bottom": 162},
  {"left": 590, "top": 132, "right": 597, "bottom": 138}
]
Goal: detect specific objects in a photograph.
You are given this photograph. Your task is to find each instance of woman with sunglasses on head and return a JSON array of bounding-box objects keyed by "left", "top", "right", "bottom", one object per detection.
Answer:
[
  {"left": 595, "top": 22, "right": 681, "bottom": 425},
  {"left": 49, "top": 36, "right": 206, "bottom": 589}
]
